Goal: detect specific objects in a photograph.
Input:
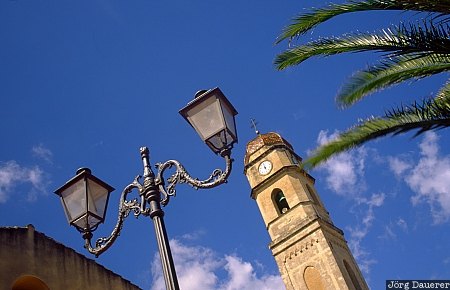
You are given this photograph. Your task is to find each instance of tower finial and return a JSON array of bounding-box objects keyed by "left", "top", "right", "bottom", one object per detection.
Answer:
[{"left": 250, "top": 118, "right": 260, "bottom": 135}]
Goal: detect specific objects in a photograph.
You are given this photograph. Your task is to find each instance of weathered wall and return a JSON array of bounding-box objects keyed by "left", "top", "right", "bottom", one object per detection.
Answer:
[{"left": 0, "top": 225, "right": 141, "bottom": 290}]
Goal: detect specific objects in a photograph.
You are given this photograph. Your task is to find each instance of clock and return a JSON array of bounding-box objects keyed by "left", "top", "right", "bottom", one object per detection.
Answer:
[{"left": 258, "top": 160, "right": 272, "bottom": 175}]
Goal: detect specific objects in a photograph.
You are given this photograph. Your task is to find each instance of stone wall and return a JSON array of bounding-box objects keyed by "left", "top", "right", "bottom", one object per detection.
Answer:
[{"left": 0, "top": 225, "right": 141, "bottom": 290}]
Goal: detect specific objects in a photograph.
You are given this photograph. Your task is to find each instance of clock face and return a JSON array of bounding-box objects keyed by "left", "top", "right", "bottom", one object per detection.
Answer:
[{"left": 258, "top": 160, "right": 272, "bottom": 175}]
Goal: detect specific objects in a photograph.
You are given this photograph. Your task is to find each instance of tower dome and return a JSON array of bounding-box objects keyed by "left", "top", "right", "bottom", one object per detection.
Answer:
[{"left": 244, "top": 132, "right": 294, "bottom": 166}]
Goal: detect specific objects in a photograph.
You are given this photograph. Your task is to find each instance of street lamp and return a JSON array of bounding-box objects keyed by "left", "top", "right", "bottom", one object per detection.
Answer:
[
  {"left": 54, "top": 87, "right": 238, "bottom": 290},
  {"left": 55, "top": 167, "right": 114, "bottom": 233}
]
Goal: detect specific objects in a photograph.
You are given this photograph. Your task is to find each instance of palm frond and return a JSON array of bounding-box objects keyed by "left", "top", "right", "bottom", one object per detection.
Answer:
[
  {"left": 277, "top": 0, "right": 450, "bottom": 44},
  {"left": 395, "top": 21, "right": 450, "bottom": 55},
  {"left": 303, "top": 96, "right": 450, "bottom": 168},
  {"left": 274, "top": 20, "right": 450, "bottom": 70},
  {"left": 337, "top": 54, "right": 450, "bottom": 107},
  {"left": 436, "top": 79, "right": 450, "bottom": 100},
  {"left": 275, "top": 21, "right": 450, "bottom": 70},
  {"left": 275, "top": 29, "right": 402, "bottom": 70}
]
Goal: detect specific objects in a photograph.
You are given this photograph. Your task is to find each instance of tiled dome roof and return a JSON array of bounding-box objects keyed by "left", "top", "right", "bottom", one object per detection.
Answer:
[{"left": 244, "top": 132, "right": 293, "bottom": 164}]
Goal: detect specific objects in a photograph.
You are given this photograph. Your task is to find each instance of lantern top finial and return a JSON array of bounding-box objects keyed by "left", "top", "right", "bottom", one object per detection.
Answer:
[
  {"left": 194, "top": 89, "right": 208, "bottom": 98},
  {"left": 76, "top": 167, "right": 91, "bottom": 175}
]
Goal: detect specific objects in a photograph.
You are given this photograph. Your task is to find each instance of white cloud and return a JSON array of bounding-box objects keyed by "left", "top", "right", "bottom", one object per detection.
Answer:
[
  {"left": 396, "top": 218, "right": 408, "bottom": 232},
  {"left": 314, "top": 130, "right": 367, "bottom": 195},
  {"left": 379, "top": 218, "right": 408, "bottom": 241},
  {"left": 347, "top": 193, "right": 385, "bottom": 274},
  {"left": 380, "top": 224, "right": 397, "bottom": 240},
  {"left": 32, "top": 144, "right": 53, "bottom": 163},
  {"left": 0, "top": 160, "right": 47, "bottom": 203},
  {"left": 150, "top": 239, "right": 284, "bottom": 290},
  {"left": 219, "top": 256, "right": 283, "bottom": 290},
  {"left": 387, "top": 157, "right": 412, "bottom": 178},
  {"left": 364, "top": 192, "right": 385, "bottom": 208},
  {"left": 388, "top": 132, "right": 450, "bottom": 224},
  {"left": 181, "top": 230, "right": 206, "bottom": 241}
]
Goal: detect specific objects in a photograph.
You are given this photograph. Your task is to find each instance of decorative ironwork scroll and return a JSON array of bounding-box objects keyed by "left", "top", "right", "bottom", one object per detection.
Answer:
[{"left": 82, "top": 146, "right": 233, "bottom": 256}]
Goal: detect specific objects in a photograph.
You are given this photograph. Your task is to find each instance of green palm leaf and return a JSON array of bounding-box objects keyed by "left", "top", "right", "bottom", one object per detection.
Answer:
[
  {"left": 337, "top": 54, "right": 450, "bottom": 107},
  {"left": 275, "top": 30, "right": 403, "bottom": 70},
  {"left": 303, "top": 96, "right": 450, "bottom": 168},
  {"left": 277, "top": 0, "right": 450, "bottom": 44},
  {"left": 436, "top": 80, "right": 450, "bottom": 100},
  {"left": 275, "top": 22, "right": 450, "bottom": 70}
]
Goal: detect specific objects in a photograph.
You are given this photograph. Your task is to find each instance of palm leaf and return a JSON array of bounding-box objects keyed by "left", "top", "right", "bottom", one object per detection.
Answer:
[
  {"left": 436, "top": 79, "right": 450, "bottom": 100},
  {"left": 275, "top": 29, "right": 403, "bottom": 70},
  {"left": 275, "top": 21, "right": 450, "bottom": 70},
  {"left": 303, "top": 96, "right": 450, "bottom": 168},
  {"left": 274, "top": 21, "right": 450, "bottom": 70},
  {"left": 337, "top": 53, "right": 450, "bottom": 107},
  {"left": 277, "top": 0, "right": 450, "bottom": 44}
]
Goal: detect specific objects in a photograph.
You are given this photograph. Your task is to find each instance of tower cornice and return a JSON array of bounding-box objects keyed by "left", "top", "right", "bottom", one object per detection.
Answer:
[
  {"left": 250, "top": 165, "right": 315, "bottom": 199},
  {"left": 244, "top": 144, "right": 302, "bottom": 174}
]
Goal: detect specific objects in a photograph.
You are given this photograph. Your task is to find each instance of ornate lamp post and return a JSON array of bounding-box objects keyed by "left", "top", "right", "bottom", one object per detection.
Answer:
[{"left": 54, "top": 87, "right": 238, "bottom": 290}]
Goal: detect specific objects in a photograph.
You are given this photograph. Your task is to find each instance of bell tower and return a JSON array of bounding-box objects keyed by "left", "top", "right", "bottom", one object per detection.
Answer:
[{"left": 244, "top": 132, "right": 368, "bottom": 290}]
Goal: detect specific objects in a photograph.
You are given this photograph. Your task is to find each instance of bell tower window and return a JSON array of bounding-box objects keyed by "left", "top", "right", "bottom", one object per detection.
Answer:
[{"left": 273, "top": 189, "right": 290, "bottom": 214}]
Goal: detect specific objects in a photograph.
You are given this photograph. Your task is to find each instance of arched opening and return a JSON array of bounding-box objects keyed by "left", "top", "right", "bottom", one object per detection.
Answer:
[
  {"left": 344, "top": 260, "right": 363, "bottom": 290},
  {"left": 304, "top": 266, "right": 325, "bottom": 290},
  {"left": 12, "top": 275, "right": 49, "bottom": 290},
  {"left": 273, "top": 189, "right": 290, "bottom": 214}
]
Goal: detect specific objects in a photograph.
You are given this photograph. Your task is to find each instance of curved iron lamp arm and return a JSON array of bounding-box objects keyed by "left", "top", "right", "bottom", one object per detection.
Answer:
[
  {"left": 83, "top": 177, "right": 144, "bottom": 257},
  {"left": 82, "top": 147, "right": 233, "bottom": 256},
  {"left": 155, "top": 149, "right": 233, "bottom": 205}
]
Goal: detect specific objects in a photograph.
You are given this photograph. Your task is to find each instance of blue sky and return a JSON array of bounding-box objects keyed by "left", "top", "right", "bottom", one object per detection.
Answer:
[{"left": 1, "top": 1, "right": 450, "bottom": 289}]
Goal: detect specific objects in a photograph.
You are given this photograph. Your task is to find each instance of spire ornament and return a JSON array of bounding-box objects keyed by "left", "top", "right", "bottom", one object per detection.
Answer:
[{"left": 250, "top": 118, "right": 260, "bottom": 135}]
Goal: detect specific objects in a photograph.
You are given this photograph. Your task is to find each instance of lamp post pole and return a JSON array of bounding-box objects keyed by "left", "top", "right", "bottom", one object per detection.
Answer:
[
  {"left": 140, "top": 147, "right": 179, "bottom": 289},
  {"left": 54, "top": 88, "right": 238, "bottom": 290}
]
